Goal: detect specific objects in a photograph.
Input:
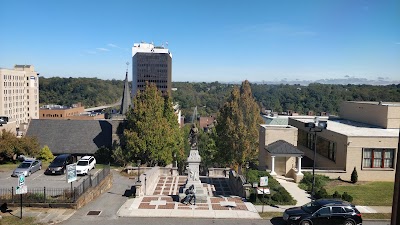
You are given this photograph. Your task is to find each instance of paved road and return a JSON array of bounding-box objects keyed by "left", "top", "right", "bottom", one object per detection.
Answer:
[
  {"left": 62, "top": 217, "right": 389, "bottom": 225},
  {"left": 60, "top": 169, "right": 135, "bottom": 225}
]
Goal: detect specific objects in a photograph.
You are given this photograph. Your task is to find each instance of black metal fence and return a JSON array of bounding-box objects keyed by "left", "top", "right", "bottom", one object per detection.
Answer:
[{"left": 0, "top": 165, "right": 110, "bottom": 204}]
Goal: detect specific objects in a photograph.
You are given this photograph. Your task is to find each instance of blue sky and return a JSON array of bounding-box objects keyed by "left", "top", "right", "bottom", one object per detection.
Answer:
[{"left": 0, "top": 0, "right": 399, "bottom": 82}]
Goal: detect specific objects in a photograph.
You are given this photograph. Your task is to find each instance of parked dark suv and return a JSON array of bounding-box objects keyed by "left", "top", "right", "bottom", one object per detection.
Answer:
[
  {"left": 283, "top": 199, "right": 362, "bottom": 225},
  {"left": 45, "top": 154, "right": 73, "bottom": 175}
]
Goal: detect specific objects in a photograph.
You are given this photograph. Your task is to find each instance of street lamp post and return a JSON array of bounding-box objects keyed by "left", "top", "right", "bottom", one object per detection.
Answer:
[
  {"left": 305, "top": 117, "right": 327, "bottom": 200},
  {"left": 137, "top": 160, "right": 141, "bottom": 182}
]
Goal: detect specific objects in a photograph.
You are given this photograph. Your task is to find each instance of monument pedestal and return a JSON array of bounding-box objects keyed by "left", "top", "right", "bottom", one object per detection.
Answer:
[{"left": 178, "top": 147, "right": 208, "bottom": 203}]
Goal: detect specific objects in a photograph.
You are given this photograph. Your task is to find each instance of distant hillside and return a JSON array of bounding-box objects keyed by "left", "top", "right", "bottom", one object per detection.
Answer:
[
  {"left": 39, "top": 78, "right": 400, "bottom": 117},
  {"left": 39, "top": 77, "right": 124, "bottom": 108}
]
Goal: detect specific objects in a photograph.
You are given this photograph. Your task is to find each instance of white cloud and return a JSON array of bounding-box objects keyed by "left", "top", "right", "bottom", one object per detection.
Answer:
[
  {"left": 107, "top": 43, "right": 119, "bottom": 48},
  {"left": 96, "top": 48, "right": 110, "bottom": 51}
]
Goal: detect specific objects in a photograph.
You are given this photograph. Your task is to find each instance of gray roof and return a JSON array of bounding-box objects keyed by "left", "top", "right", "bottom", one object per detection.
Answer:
[
  {"left": 26, "top": 119, "right": 115, "bottom": 155},
  {"left": 265, "top": 140, "right": 303, "bottom": 156}
]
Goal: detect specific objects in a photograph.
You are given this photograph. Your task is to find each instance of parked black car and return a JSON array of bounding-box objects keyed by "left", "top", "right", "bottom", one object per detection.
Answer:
[
  {"left": 283, "top": 199, "right": 362, "bottom": 225},
  {"left": 45, "top": 154, "right": 73, "bottom": 175}
]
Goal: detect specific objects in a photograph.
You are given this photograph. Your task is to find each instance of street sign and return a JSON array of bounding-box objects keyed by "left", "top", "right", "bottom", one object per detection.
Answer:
[
  {"left": 260, "top": 176, "right": 268, "bottom": 186},
  {"left": 257, "top": 187, "right": 270, "bottom": 195},
  {"left": 18, "top": 174, "right": 25, "bottom": 186},
  {"left": 66, "top": 164, "right": 77, "bottom": 183},
  {"left": 252, "top": 182, "right": 258, "bottom": 188},
  {"left": 16, "top": 185, "right": 27, "bottom": 194}
]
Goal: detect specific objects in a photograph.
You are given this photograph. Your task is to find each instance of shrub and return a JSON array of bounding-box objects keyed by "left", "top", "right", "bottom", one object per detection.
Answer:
[
  {"left": 299, "top": 172, "right": 330, "bottom": 192},
  {"left": 95, "top": 146, "right": 113, "bottom": 164},
  {"left": 351, "top": 167, "right": 358, "bottom": 183},
  {"left": 342, "top": 192, "right": 353, "bottom": 202},
  {"left": 315, "top": 187, "right": 328, "bottom": 199},
  {"left": 332, "top": 191, "right": 342, "bottom": 199},
  {"left": 37, "top": 145, "right": 54, "bottom": 162}
]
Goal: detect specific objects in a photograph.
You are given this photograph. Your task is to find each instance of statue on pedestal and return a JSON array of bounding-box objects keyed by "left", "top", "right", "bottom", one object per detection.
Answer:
[{"left": 188, "top": 123, "right": 199, "bottom": 148}]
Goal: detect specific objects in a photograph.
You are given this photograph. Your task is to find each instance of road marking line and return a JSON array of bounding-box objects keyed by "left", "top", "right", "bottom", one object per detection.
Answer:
[{"left": 33, "top": 174, "right": 43, "bottom": 180}]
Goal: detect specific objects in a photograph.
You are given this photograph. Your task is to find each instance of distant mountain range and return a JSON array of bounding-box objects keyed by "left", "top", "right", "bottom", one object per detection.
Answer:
[{"left": 251, "top": 77, "right": 400, "bottom": 86}]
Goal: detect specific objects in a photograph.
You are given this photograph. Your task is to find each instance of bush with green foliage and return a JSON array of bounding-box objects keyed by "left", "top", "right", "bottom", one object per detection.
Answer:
[
  {"left": 247, "top": 169, "right": 296, "bottom": 205},
  {"left": 37, "top": 145, "right": 54, "bottom": 162},
  {"left": 332, "top": 191, "right": 342, "bottom": 199},
  {"left": 342, "top": 192, "right": 353, "bottom": 202},
  {"left": 95, "top": 146, "right": 113, "bottom": 164},
  {"left": 299, "top": 172, "right": 330, "bottom": 193},
  {"left": 351, "top": 167, "right": 358, "bottom": 183},
  {"left": 314, "top": 187, "right": 329, "bottom": 199}
]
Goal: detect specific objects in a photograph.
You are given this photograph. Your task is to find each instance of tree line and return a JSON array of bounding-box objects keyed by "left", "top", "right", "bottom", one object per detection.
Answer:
[{"left": 40, "top": 77, "right": 400, "bottom": 117}]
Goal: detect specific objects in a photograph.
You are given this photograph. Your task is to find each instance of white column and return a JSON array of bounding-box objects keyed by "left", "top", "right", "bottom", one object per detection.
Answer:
[
  {"left": 297, "top": 156, "right": 303, "bottom": 175},
  {"left": 270, "top": 156, "right": 277, "bottom": 175}
]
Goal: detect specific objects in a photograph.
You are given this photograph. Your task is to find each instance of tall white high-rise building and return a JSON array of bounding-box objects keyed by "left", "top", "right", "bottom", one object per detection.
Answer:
[
  {"left": 0, "top": 65, "right": 39, "bottom": 128},
  {"left": 131, "top": 42, "right": 172, "bottom": 96}
]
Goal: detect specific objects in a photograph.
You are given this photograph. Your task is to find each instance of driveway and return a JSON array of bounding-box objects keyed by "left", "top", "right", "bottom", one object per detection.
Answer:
[{"left": 60, "top": 169, "right": 135, "bottom": 224}]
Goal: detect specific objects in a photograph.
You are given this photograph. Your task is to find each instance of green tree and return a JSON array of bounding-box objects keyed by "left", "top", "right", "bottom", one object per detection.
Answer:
[
  {"left": 163, "top": 94, "right": 185, "bottom": 166},
  {"left": 37, "top": 145, "right": 54, "bottom": 162},
  {"left": 123, "top": 83, "right": 182, "bottom": 166},
  {"left": 351, "top": 167, "right": 358, "bottom": 183},
  {"left": 0, "top": 130, "right": 40, "bottom": 163},
  {"left": 216, "top": 80, "right": 263, "bottom": 169},
  {"left": 198, "top": 127, "right": 218, "bottom": 168}
]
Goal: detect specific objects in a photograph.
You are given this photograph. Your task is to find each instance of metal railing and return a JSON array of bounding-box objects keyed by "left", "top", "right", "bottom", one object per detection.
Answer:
[
  {"left": 74, "top": 165, "right": 110, "bottom": 200},
  {"left": 0, "top": 165, "right": 111, "bottom": 204}
]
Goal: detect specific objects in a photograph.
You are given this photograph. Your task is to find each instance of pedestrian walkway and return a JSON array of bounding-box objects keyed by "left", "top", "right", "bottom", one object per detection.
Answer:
[
  {"left": 274, "top": 176, "right": 311, "bottom": 206},
  {"left": 117, "top": 175, "right": 261, "bottom": 219}
]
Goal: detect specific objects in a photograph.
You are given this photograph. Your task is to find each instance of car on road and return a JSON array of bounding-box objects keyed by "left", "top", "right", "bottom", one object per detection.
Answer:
[
  {"left": 45, "top": 154, "right": 73, "bottom": 175},
  {"left": 283, "top": 199, "right": 362, "bottom": 225},
  {"left": 76, "top": 156, "right": 96, "bottom": 175},
  {"left": 11, "top": 159, "right": 42, "bottom": 177}
]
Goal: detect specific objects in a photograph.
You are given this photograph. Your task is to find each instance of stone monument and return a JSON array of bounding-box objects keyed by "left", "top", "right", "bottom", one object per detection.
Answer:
[{"left": 179, "top": 124, "right": 208, "bottom": 203}]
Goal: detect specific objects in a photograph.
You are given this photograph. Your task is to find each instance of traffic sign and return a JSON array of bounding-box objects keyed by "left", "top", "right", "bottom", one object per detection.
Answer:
[
  {"left": 16, "top": 185, "right": 27, "bottom": 194},
  {"left": 18, "top": 174, "right": 25, "bottom": 186},
  {"left": 66, "top": 164, "right": 77, "bottom": 183},
  {"left": 260, "top": 176, "right": 268, "bottom": 186},
  {"left": 257, "top": 187, "right": 270, "bottom": 195}
]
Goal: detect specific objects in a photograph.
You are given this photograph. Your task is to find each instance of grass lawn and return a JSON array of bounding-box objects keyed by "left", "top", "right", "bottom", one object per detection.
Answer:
[
  {"left": 325, "top": 180, "right": 394, "bottom": 206},
  {"left": 0, "top": 215, "right": 40, "bottom": 225},
  {"left": 259, "top": 212, "right": 283, "bottom": 219}
]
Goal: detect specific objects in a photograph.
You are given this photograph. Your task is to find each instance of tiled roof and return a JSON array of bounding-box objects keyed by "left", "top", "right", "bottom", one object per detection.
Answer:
[
  {"left": 265, "top": 140, "right": 303, "bottom": 156},
  {"left": 26, "top": 119, "right": 116, "bottom": 155}
]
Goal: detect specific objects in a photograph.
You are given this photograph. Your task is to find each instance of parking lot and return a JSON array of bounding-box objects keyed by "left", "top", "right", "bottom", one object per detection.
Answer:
[{"left": 0, "top": 166, "right": 101, "bottom": 189}]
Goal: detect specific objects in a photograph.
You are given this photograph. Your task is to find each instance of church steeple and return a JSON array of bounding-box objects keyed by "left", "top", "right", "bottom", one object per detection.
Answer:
[{"left": 120, "top": 62, "right": 132, "bottom": 115}]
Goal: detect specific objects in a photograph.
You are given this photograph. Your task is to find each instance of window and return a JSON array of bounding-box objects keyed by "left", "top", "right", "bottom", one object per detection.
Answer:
[
  {"left": 332, "top": 207, "right": 345, "bottom": 214},
  {"left": 317, "top": 207, "right": 330, "bottom": 216},
  {"left": 328, "top": 141, "right": 336, "bottom": 161},
  {"left": 363, "top": 148, "right": 394, "bottom": 168}
]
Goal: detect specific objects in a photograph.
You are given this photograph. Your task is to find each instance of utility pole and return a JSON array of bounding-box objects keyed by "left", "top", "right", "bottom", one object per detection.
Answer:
[{"left": 391, "top": 129, "right": 400, "bottom": 225}]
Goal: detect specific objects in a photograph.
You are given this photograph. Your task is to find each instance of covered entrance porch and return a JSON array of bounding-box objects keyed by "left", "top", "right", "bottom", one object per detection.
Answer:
[{"left": 265, "top": 140, "right": 304, "bottom": 183}]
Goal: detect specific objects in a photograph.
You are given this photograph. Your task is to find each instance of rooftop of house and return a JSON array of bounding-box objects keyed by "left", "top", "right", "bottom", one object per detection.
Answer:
[
  {"left": 295, "top": 118, "right": 399, "bottom": 137},
  {"left": 25, "top": 119, "right": 122, "bottom": 155}
]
